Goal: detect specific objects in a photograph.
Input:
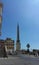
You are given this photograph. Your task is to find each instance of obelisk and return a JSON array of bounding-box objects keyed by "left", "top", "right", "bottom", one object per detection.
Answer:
[{"left": 16, "top": 23, "right": 21, "bottom": 52}]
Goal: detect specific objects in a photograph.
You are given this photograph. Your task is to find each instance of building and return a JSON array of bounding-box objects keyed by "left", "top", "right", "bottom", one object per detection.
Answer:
[
  {"left": 33, "top": 49, "right": 39, "bottom": 56},
  {"left": 5, "top": 38, "right": 14, "bottom": 55},
  {"left": 0, "top": 39, "right": 7, "bottom": 57},
  {"left": 0, "top": 38, "right": 14, "bottom": 56},
  {"left": 16, "top": 24, "right": 21, "bottom": 52}
]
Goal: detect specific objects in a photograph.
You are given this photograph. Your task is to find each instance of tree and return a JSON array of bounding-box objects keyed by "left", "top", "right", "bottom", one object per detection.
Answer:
[{"left": 26, "top": 43, "right": 30, "bottom": 53}]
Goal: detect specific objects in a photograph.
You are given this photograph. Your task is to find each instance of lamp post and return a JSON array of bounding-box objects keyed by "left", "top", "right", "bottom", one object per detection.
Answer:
[{"left": 0, "top": 3, "right": 3, "bottom": 36}]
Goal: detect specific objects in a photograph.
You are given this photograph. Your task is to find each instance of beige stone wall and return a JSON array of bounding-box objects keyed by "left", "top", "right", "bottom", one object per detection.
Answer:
[{"left": 16, "top": 42, "right": 21, "bottom": 51}]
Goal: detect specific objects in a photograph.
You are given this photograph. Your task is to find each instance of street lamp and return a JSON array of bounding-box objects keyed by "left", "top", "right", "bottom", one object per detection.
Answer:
[{"left": 0, "top": 3, "right": 3, "bottom": 36}]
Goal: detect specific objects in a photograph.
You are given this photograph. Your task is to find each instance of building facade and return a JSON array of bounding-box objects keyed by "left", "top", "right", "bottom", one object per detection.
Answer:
[
  {"left": 5, "top": 38, "right": 14, "bottom": 54},
  {"left": 33, "top": 49, "right": 39, "bottom": 56},
  {"left": 0, "top": 39, "right": 7, "bottom": 57}
]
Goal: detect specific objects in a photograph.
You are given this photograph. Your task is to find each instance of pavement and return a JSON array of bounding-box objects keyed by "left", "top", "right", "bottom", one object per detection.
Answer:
[{"left": 0, "top": 54, "right": 39, "bottom": 65}]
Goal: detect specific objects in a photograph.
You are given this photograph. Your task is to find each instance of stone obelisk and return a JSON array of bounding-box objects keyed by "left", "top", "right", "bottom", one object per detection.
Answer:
[{"left": 16, "top": 23, "right": 21, "bottom": 53}]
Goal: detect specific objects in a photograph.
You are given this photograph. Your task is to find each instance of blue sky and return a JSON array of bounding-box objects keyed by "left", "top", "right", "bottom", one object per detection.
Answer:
[{"left": 1, "top": 0, "right": 39, "bottom": 50}]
